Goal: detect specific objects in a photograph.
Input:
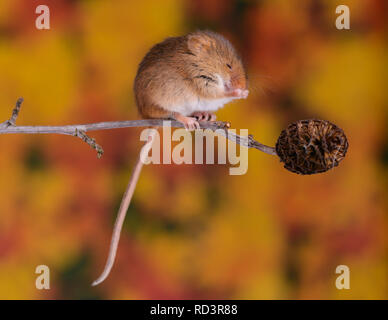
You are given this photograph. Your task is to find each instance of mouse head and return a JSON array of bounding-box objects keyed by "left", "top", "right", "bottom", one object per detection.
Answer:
[{"left": 185, "top": 31, "right": 249, "bottom": 99}]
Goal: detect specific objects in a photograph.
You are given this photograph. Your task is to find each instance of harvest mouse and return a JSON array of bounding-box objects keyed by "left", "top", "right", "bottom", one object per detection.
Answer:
[
  {"left": 134, "top": 30, "right": 249, "bottom": 130},
  {"left": 92, "top": 31, "right": 249, "bottom": 286}
]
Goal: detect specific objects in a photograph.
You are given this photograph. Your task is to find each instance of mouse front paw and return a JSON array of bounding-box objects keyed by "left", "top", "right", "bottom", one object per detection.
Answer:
[{"left": 226, "top": 88, "right": 249, "bottom": 99}]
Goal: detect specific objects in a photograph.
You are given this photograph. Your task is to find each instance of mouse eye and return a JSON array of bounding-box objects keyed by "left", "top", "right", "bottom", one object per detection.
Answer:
[{"left": 226, "top": 63, "right": 232, "bottom": 69}]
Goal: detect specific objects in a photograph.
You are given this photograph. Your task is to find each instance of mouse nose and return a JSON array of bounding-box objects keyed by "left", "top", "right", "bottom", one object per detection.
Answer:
[{"left": 230, "top": 75, "right": 247, "bottom": 91}]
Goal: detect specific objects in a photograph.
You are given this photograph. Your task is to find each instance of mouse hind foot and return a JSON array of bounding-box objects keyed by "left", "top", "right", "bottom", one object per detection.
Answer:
[{"left": 172, "top": 112, "right": 200, "bottom": 131}]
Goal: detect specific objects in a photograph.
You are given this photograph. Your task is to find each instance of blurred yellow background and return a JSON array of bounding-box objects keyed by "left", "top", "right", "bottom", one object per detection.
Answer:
[{"left": 0, "top": 0, "right": 387, "bottom": 299}]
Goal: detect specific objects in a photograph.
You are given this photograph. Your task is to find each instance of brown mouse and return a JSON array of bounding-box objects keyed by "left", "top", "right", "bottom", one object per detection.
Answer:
[
  {"left": 134, "top": 30, "right": 249, "bottom": 130},
  {"left": 92, "top": 31, "right": 249, "bottom": 286}
]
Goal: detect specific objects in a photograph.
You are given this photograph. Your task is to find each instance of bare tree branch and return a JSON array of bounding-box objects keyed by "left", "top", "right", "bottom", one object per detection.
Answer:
[
  {"left": 0, "top": 98, "right": 277, "bottom": 156},
  {"left": 1, "top": 97, "right": 279, "bottom": 287}
]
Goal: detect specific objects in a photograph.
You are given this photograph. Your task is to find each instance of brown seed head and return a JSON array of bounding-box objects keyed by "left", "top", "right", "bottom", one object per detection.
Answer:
[{"left": 275, "top": 119, "right": 348, "bottom": 175}]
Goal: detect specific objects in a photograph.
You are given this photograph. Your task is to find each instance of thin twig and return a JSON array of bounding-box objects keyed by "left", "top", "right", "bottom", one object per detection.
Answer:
[
  {"left": 0, "top": 97, "right": 24, "bottom": 128},
  {"left": 0, "top": 98, "right": 277, "bottom": 156},
  {"left": 74, "top": 129, "right": 104, "bottom": 158}
]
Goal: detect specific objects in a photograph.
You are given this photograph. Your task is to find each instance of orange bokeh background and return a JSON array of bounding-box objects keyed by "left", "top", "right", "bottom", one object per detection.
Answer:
[{"left": 0, "top": 0, "right": 387, "bottom": 299}]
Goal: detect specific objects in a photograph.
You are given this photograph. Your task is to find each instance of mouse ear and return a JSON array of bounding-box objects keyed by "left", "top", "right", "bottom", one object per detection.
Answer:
[{"left": 187, "top": 34, "right": 213, "bottom": 55}]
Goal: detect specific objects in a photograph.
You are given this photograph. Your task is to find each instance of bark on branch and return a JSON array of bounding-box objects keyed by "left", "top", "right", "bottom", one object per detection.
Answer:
[{"left": 0, "top": 98, "right": 277, "bottom": 156}]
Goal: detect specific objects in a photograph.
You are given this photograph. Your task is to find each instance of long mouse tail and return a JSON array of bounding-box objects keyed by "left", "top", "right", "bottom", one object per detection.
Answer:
[{"left": 92, "top": 129, "right": 157, "bottom": 286}]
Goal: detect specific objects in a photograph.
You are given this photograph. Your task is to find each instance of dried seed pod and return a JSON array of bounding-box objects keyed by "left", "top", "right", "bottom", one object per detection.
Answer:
[{"left": 275, "top": 119, "right": 348, "bottom": 175}]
